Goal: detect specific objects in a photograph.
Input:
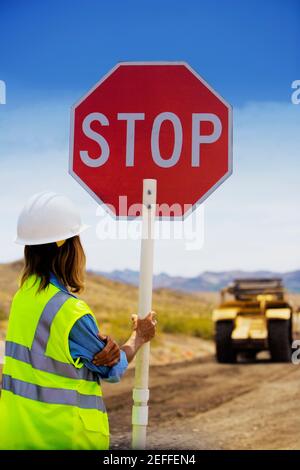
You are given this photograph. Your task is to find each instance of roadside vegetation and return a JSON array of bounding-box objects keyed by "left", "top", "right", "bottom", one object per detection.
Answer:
[
  {"left": 0, "top": 262, "right": 216, "bottom": 342},
  {"left": 1, "top": 261, "right": 300, "bottom": 345}
]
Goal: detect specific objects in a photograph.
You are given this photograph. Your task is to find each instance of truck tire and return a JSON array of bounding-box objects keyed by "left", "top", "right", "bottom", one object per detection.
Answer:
[
  {"left": 215, "top": 321, "right": 236, "bottom": 363},
  {"left": 240, "top": 351, "right": 257, "bottom": 362},
  {"left": 268, "top": 319, "right": 291, "bottom": 362}
]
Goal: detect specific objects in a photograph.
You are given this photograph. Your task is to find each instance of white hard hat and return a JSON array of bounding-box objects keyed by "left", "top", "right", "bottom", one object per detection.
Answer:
[{"left": 15, "top": 191, "right": 89, "bottom": 245}]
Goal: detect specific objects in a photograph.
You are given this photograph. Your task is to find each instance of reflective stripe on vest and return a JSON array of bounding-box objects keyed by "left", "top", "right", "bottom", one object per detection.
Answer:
[
  {"left": 5, "top": 341, "right": 95, "bottom": 381},
  {"left": 4, "top": 288, "right": 103, "bottom": 410},
  {"left": 31, "top": 291, "right": 70, "bottom": 353},
  {"left": 2, "top": 374, "right": 106, "bottom": 411}
]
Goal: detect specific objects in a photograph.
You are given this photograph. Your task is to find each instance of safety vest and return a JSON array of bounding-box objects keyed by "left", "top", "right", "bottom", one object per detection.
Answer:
[{"left": 0, "top": 275, "right": 109, "bottom": 450}]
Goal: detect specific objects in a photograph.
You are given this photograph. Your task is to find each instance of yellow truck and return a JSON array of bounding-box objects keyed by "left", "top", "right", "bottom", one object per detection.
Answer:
[{"left": 213, "top": 278, "right": 293, "bottom": 363}]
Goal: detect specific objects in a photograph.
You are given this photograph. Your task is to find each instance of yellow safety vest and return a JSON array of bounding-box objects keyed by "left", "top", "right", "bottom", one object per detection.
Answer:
[{"left": 0, "top": 275, "right": 109, "bottom": 450}]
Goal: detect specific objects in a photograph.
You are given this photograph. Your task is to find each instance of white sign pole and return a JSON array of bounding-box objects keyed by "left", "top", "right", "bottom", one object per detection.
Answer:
[{"left": 132, "top": 178, "right": 157, "bottom": 450}]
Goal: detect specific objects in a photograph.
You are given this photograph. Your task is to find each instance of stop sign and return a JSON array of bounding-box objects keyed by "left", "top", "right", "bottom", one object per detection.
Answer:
[{"left": 69, "top": 62, "right": 232, "bottom": 219}]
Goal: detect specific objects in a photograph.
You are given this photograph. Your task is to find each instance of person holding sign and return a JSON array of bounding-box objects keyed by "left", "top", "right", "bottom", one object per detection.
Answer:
[{"left": 0, "top": 191, "right": 156, "bottom": 450}]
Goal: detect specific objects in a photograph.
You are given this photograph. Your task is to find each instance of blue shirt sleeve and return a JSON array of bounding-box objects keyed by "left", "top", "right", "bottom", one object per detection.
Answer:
[{"left": 68, "top": 314, "right": 128, "bottom": 383}]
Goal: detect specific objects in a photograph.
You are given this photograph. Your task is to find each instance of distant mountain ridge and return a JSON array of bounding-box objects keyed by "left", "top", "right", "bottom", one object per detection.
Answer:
[{"left": 96, "top": 269, "right": 300, "bottom": 293}]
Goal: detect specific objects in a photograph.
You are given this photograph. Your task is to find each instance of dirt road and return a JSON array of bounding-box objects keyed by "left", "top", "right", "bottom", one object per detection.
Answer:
[
  {"left": 103, "top": 351, "right": 300, "bottom": 450},
  {"left": 1, "top": 337, "right": 299, "bottom": 449}
]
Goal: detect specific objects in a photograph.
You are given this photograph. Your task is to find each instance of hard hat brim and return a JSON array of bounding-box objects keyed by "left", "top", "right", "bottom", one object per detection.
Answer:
[{"left": 14, "top": 223, "right": 90, "bottom": 246}]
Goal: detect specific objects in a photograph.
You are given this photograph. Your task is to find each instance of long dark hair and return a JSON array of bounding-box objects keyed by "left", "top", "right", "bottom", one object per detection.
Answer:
[{"left": 20, "top": 236, "right": 86, "bottom": 293}]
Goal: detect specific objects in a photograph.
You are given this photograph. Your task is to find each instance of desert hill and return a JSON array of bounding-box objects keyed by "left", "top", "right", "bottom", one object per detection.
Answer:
[{"left": 0, "top": 261, "right": 216, "bottom": 345}]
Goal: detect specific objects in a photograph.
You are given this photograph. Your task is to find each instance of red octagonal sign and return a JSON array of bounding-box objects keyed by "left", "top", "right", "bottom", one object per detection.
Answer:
[{"left": 70, "top": 62, "right": 232, "bottom": 219}]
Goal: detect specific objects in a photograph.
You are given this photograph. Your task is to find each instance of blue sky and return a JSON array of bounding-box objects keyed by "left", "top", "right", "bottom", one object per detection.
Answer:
[
  {"left": 1, "top": 0, "right": 299, "bottom": 105},
  {"left": 0, "top": 0, "right": 299, "bottom": 275}
]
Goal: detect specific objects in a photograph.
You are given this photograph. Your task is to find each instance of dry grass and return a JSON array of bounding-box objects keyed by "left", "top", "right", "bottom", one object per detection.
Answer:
[
  {"left": 2, "top": 261, "right": 299, "bottom": 346},
  {"left": 0, "top": 261, "right": 217, "bottom": 343}
]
